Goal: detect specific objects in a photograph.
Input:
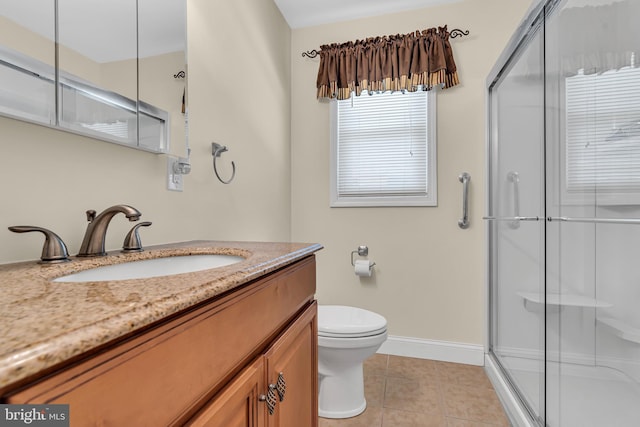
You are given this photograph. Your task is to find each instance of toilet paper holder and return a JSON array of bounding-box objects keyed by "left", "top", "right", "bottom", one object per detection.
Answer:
[{"left": 351, "top": 245, "right": 376, "bottom": 267}]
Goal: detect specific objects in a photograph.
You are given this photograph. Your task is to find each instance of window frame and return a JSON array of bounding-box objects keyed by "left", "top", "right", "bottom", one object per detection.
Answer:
[{"left": 329, "top": 90, "right": 438, "bottom": 208}]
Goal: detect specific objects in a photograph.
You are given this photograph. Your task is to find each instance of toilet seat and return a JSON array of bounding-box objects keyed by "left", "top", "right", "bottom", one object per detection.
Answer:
[
  {"left": 318, "top": 330, "right": 388, "bottom": 349},
  {"left": 318, "top": 327, "right": 387, "bottom": 338},
  {"left": 318, "top": 305, "right": 387, "bottom": 338}
]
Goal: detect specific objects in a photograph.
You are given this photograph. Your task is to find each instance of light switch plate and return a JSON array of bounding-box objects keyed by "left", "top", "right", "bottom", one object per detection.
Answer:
[{"left": 167, "top": 156, "right": 184, "bottom": 192}]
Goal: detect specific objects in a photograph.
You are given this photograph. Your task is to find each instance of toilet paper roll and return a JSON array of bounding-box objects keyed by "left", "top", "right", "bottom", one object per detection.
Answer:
[{"left": 354, "top": 259, "right": 373, "bottom": 277}]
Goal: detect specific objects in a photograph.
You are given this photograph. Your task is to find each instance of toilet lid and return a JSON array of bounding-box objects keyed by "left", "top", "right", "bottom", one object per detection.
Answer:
[{"left": 318, "top": 305, "right": 387, "bottom": 338}]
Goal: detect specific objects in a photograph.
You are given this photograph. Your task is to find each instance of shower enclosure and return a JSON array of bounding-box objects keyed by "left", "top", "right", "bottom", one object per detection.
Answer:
[{"left": 486, "top": 0, "right": 640, "bottom": 425}]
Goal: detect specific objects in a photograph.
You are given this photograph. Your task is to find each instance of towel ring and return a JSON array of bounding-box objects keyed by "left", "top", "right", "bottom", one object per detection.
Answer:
[{"left": 212, "top": 142, "right": 236, "bottom": 184}]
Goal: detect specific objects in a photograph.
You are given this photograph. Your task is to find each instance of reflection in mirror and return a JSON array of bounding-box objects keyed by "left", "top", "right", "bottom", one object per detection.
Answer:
[
  {"left": 138, "top": 0, "right": 187, "bottom": 154},
  {"left": 57, "top": 0, "right": 139, "bottom": 147},
  {"left": 0, "top": 1, "right": 184, "bottom": 154},
  {"left": 0, "top": 1, "right": 55, "bottom": 125}
]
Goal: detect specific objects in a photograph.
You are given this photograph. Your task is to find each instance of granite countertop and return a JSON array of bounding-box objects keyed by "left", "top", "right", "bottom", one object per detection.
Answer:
[{"left": 0, "top": 240, "right": 322, "bottom": 393}]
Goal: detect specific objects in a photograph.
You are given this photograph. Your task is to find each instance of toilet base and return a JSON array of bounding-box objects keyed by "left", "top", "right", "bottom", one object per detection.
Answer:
[
  {"left": 318, "top": 365, "right": 367, "bottom": 419},
  {"left": 319, "top": 400, "right": 366, "bottom": 419}
]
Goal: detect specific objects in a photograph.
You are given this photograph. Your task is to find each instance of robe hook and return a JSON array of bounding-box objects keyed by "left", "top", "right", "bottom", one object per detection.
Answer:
[{"left": 211, "top": 142, "right": 236, "bottom": 184}]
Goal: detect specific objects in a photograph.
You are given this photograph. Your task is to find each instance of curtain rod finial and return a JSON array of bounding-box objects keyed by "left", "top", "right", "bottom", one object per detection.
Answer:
[
  {"left": 450, "top": 28, "right": 470, "bottom": 38},
  {"left": 302, "top": 49, "right": 320, "bottom": 58}
]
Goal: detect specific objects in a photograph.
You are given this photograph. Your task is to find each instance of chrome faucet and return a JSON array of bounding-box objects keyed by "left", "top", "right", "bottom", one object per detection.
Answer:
[{"left": 77, "top": 205, "right": 142, "bottom": 257}]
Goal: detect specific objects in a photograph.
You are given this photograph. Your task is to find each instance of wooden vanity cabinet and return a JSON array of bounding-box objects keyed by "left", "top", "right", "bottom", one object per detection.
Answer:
[
  {"left": 6, "top": 256, "right": 318, "bottom": 427},
  {"left": 188, "top": 303, "right": 317, "bottom": 427}
]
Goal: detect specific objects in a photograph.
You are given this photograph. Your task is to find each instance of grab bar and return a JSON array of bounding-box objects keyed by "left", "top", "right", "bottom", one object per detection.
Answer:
[
  {"left": 458, "top": 172, "right": 471, "bottom": 229},
  {"left": 507, "top": 171, "right": 520, "bottom": 229}
]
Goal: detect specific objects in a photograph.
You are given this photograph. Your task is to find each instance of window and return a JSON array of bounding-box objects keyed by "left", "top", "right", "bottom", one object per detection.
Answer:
[
  {"left": 565, "top": 62, "right": 640, "bottom": 203},
  {"left": 330, "top": 90, "right": 437, "bottom": 207}
]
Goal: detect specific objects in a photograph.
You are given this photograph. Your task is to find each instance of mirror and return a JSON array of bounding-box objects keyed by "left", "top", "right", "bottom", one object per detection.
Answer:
[
  {"left": 0, "top": 1, "right": 56, "bottom": 126},
  {"left": 0, "top": 1, "right": 186, "bottom": 154},
  {"left": 57, "top": 0, "right": 139, "bottom": 147},
  {"left": 138, "top": 0, "right": 187, "bottom": 153}
]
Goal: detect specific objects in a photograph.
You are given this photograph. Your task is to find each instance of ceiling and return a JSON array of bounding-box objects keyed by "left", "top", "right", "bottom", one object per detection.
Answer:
[{"left": 273, "top": 0, "right": 463, "bottom": 29}]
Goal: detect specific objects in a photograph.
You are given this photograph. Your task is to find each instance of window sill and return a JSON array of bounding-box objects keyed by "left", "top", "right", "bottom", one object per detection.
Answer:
[{"left": 330, "top": 196, "right": 437, "bottom": 208}]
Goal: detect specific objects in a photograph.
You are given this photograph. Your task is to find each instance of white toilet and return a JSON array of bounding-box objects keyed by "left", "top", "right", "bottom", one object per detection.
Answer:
[{"left": 317, "top": 305, "right": 388, "bottom": 419}]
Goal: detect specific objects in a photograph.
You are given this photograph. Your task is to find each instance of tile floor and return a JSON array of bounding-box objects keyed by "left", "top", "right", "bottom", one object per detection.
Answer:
[{"left": 318, "top": 354, "right": 510, "bottom": 427}]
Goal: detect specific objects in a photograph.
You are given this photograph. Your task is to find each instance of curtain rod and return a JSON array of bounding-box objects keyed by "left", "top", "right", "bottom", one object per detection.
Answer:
[{"left": 301, "top": 28, "right": 470, "bottom": 58}]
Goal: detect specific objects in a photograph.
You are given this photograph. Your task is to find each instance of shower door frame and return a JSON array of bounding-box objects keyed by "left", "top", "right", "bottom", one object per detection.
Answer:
[{"left": 485, "top": 1, "right": 559, "bottom": 426}]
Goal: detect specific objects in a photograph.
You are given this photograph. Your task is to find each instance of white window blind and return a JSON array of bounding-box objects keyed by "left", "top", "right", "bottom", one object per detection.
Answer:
[
  {"left": 566, "top": 64, "right": 640, "bottom": 194},
  {"left": 331, "top": 90, "right": 437, "bottom": 207},
  {"left": 81, "top": 120, "right": 130, "bottom": 140}
]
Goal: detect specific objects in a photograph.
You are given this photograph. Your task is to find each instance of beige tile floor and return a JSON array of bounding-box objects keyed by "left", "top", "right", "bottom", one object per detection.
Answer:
[{"left": 318, "top": 354, "right": 510, "bottom": 427}]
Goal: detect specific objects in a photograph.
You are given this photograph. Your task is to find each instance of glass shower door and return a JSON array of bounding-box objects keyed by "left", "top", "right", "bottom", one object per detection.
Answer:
[
  {"left": 487, "top": 16, "right": 546, "bottom": 424},
  {"left": 545, "top": 0, "right": 640, "bottom": 425},
  {"left": 488, "top": 1, "right": 640, "bottom": 425}
]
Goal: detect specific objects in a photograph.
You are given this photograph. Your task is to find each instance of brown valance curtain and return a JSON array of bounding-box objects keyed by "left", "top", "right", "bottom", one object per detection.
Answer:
[{"left": 316, "top": 26, "right": 460, "bottom": 100}]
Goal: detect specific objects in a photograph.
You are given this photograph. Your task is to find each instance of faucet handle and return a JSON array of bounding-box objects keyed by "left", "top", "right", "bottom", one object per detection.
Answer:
[
  {"left": 8, "top": 226, "right": 70, "bottom": 263},
  {"left": 86, "top": 210, "right": 96, "bottom": 222},
  {"left": 122, "top": 221, "right": 152, "bottom": 253}
]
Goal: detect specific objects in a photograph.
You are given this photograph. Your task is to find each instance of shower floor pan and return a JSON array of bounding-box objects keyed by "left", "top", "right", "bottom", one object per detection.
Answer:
[{"left": 501, "top": 355, "right": 640, "bottom": 427}]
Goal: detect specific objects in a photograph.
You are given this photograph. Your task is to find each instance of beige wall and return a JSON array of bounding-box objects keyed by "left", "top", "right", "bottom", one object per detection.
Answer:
[
  {"left": 0, "top": 0, "right": 291, "bottom": 263},
  {"left": 290, "top": 0, "right": 530, "bottom": 345}
]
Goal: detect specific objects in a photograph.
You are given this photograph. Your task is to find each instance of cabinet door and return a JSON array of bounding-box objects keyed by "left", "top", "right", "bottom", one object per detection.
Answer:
[
  {"left": 188, "top": 357, "right": 265, "bottom": 427},
  {"left": 264, "top": 302, "right": 318, "bottom": 427}
]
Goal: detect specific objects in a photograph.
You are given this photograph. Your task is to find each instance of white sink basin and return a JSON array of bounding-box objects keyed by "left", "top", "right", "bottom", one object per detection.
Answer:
[{"left": 53, "top": 254, "right": 245, "bottom": 282}]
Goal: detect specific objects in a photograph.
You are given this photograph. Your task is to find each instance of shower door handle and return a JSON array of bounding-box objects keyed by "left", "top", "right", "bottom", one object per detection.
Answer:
[
  {"left": 458, "top": 172, "right": 471, "bottom": 229},
  {"left": 483, "top": 216, "right": 540, "bottom": 222},
  {"left": 507, "top": 171, "right": 520, "bottom": 229},
  {"left": 484, "top": 172, "right": 539, "bottom": 225},
  {"left": 547, "top": 216, "right": 640, "bottom": 225}
]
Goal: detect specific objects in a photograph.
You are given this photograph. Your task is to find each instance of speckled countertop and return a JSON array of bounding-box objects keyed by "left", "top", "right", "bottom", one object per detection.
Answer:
[{"left": 0, "top": 240, "right": 322, "bottom": 393}]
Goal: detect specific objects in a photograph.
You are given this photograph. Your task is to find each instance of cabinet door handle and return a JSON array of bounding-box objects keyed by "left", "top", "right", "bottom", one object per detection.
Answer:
[
  {"left": 259, "top": 384, "right": 278, "bottom": 415},
  {"left": 275, "top": 372, "right": 286, "bottom": 402}
]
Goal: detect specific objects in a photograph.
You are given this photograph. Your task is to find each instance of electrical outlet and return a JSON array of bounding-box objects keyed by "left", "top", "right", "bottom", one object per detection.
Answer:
[{"left": 167, "top": 156, "right": 184, "bottom": 192}]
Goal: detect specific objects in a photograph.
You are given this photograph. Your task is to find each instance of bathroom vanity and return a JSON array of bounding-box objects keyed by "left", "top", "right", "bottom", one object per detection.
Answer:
[{"left": 0, "top": 241, "right": 321, "bottom": 426}]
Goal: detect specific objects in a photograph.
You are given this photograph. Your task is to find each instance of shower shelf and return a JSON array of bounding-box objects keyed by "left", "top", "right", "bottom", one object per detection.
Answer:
[
  {"left": 597, "top": 317, "right": 640, "bottom": 344},
  {"left": 517, "top": 292, "right": 612, "bottom": 311}
]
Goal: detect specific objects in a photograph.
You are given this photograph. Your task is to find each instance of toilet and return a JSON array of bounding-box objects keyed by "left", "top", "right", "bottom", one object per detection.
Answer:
[{"left": 317, "top": 305, "right": 388, "bottom": 419}]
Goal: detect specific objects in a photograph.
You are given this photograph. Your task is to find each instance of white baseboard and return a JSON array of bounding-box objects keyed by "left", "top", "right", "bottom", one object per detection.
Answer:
[{"left": 377, "top": 335, "right": 485, "bottom": 366}]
